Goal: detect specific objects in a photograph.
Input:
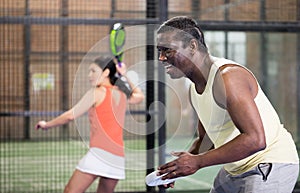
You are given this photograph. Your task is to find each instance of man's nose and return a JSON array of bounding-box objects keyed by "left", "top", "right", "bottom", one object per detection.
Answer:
[{"left": 158, "top": 51, "right": 167, "bottom": 61}]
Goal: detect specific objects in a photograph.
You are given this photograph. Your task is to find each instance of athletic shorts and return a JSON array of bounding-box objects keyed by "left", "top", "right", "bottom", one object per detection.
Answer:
[
  {"left": 210, "top": 163, "right": 299, "bottom": 193},
  {"left": 76, "top": 147, "right": 125, "bottom": 180}
]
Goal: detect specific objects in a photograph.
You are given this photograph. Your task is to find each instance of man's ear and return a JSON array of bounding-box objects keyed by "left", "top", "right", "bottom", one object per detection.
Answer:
[{"left": 190, "top": 39, "right": 198, "bottom": 53}]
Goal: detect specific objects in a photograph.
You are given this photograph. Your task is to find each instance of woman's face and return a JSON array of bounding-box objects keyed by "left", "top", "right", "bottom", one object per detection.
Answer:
[{"left": 88, "top": 63, "right": 104, "bottom": 86}]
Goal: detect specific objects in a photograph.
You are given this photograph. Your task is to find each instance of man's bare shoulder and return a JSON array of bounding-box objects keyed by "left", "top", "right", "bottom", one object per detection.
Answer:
[{"left": 216, "top": 64, "right": 258, "bottom": 99}]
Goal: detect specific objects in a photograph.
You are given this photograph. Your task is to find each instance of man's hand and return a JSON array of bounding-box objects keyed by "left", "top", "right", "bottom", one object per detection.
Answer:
[
  {"left": 158, "top": 182, "right": 175, "bottom": 189},
  {"left": 157, "top": 151, "right": 200, "bottom": 180}
]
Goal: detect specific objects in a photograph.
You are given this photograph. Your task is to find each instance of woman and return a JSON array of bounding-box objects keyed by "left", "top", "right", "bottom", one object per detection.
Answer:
[{"left": 35, "top": 56, "right": 144, "bottom": 193}]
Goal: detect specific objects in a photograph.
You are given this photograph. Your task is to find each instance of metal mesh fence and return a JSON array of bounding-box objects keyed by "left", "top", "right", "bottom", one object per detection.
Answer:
[{"left": 1, "top": 0, "right": 299, "bottom": 192}]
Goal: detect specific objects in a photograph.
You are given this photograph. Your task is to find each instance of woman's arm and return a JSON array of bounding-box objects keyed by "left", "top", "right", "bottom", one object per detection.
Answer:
[
  {"left": 116, "top": 63, "right": 144, "bottom": 104},
  {"left": 122, "top": 73, "right": 144, "bottom": 104},
  {"left": 35, "top": 88, "right": 102, "bottom": 130}
]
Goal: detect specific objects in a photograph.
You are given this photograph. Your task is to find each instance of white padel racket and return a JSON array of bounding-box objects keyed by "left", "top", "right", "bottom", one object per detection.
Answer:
[{"left": 145, "top": 170, "right": 183, "bottom": 186}]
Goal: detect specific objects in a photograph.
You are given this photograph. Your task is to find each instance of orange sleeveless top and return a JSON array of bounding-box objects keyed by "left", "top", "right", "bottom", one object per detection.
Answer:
[{"left": 88, "top": 85, "right": 127, "bottom": 157}]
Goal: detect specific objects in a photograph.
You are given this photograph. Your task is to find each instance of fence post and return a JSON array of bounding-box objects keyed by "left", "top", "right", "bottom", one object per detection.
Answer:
[
  {"left": 297, "top": 0, "right": 300, "bottom": 143},
  {"left": 59, "top": 0, "right": 69, "bottom": 139},
  {"left": 23, "top": 0, "right": 30, "bottom": 140},
  {"left": 158, "top": 1, "right": 168, "bottom": 193},
  {"left": 146, "top": 0, "right": 156, "bottom": 192}
]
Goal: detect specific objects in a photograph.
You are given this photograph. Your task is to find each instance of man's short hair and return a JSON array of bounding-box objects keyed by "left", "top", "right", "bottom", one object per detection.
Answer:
[{"left": 157, "top": 16, "right": 207, "bottom": 52}]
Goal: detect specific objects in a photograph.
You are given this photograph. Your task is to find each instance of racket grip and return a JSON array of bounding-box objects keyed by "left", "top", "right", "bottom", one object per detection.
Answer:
[{"left": 116, "top": 55, "right": 122, "bottom": 67}]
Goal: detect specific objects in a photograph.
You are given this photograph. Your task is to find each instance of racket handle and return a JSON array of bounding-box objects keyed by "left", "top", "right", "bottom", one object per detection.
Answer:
[
  {"left": 117, "top": 61, "right": 122, "bottom": 76},
  {"left": 116, "top": 55, "right": 122, "bottom": 67}
]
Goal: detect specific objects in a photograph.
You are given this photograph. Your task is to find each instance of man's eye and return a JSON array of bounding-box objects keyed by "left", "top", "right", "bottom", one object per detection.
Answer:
[
  {"left": 164, "top": 47, "right": 172, "bottom": 52},
  {"left": 158, "top": 47, "right": 169, "bottom": 51},
  {"left": 165, "top": 49, "right": 174, "bottom": 56},
  {"left": 158, "top": 47, "right": 175, "bottom": 58},
  {"left": 160, "top": 48, "right": 171, "bottom": 53}
]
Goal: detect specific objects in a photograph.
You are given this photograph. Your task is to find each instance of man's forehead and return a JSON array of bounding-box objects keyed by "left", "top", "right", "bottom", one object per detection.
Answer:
[
  {"left": 156, "top": 42, "right": 179, "bottom": 50},
  {"left": 157, "top": 32, "right": 180, "bottom": 48},
  {"left": 157, "top": 31, "right": 175, "bottom": 40}
]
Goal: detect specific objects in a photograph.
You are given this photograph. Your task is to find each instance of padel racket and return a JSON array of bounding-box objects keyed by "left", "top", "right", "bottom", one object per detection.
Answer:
[
  {"left": 110, "top": 23, "right": 126, "bottom": 67},
  {"left": 145, "top": 170, "right": 183, "bottom": 186}
]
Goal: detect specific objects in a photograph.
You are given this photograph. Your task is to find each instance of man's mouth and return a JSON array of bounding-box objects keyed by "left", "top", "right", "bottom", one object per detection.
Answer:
[
  {"left": 164, "top": 64, "right": 175, "bottom": 74},
  {"left": 165, "top": 64, "right": 172, "bottom": 69}
]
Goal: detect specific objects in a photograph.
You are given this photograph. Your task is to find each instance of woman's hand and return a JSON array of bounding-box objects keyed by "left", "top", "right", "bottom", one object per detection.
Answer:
[
  {"left": 35, "top": 120, "right": 48, "bottom": 130},
  {"left": 115, "top": 62, "right": 127, "bottom": 76}
]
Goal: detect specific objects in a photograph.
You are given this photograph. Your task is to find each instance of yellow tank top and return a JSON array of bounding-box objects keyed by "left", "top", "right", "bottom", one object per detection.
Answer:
[{"left": 190, "top": 56, "right": 299, "bottom": 175}]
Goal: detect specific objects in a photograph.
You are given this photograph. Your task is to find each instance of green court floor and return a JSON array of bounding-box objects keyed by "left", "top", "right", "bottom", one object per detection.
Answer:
[
  {"left": 0, "top": 139, "right": 218, "bottom": 192},
  {"left": 1, "top": 138, "right": 299, "bottom": 192}
]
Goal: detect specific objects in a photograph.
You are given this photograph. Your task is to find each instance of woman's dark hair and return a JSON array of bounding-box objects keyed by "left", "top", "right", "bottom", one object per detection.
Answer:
[
  {"left": 93, "top": 56, "right": 131, "bottom": 98},
  {"left": 157, "top": 16, "right": 207, "bottom": 52}
]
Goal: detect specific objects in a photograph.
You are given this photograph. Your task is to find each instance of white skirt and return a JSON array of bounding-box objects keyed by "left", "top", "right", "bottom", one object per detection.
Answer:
[{"left": 76, "top": 147, "right": 125, "bottom": 179}]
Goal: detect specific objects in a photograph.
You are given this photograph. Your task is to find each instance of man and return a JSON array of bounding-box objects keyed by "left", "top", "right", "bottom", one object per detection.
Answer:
[{"left": 156, "top": 16, "right": 299, "bottom": 193}]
